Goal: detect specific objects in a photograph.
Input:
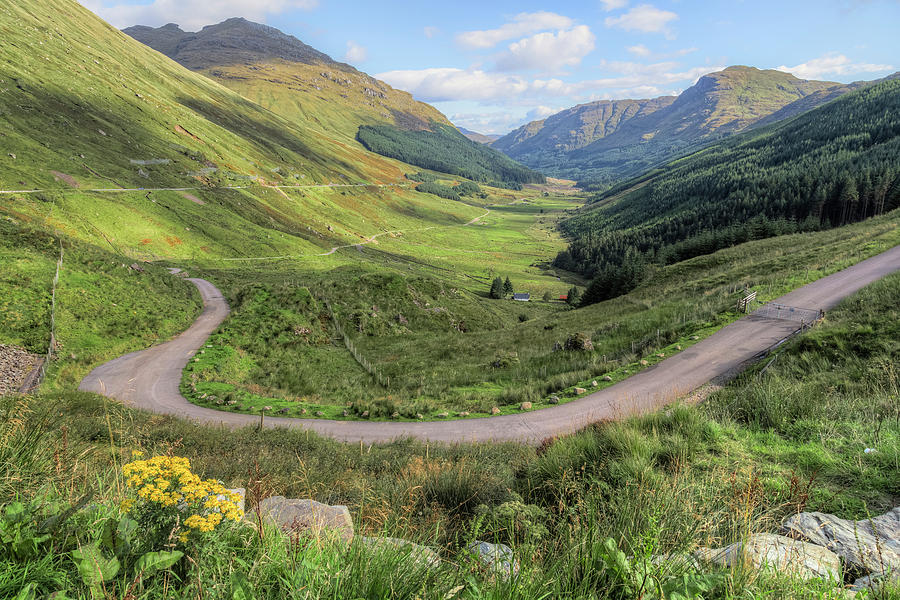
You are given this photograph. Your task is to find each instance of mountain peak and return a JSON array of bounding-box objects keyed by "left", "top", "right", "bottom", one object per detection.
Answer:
[{"left": 124, "top": 18, "right": 337, "bottom": 69}]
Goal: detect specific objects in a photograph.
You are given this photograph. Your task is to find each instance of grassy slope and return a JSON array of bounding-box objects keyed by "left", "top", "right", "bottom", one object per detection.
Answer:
[
  {"left": 0, "top": 0, "right": 413, "bottom": 191},
  {"left": 182, "top": 209, "right": 899, "bottom": 418},
  {"left": 5, "top": 263, "right": 898, "bottom": 599}
]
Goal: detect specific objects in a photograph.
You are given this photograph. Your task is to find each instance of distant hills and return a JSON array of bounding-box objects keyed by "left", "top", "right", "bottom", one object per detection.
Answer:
[
  {"left": 493, "top": 66, "right": 896, "bottom": 187},
  {"left": 125, "top": 18, "right": 542, "bottom": 186},
  {"left": 555, "top": 77, "right": 900, "bottom": 303},
  {"left": 458, "top": 128, "right": 501, "bottom": 144}
]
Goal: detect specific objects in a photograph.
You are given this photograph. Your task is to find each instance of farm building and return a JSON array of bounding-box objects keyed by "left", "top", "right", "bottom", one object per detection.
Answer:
[{"left": 513, "top": 293, "right": 530, "bottom": 302}]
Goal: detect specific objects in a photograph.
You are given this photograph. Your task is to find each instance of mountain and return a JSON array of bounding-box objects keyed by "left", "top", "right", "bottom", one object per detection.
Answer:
[
  {"left": 123, "top": 18, "right": 450, "bottom": 140},
  {"left": 494, "top": 66, "right": 875, "bottom": 186},
  {"left": 555, "top": 77, "right": 900, "bottom": 303},
  {"left": 124, "top": 18, "right": 542, "bottom": 186},
  {"left": 458, "top": 127, "right": 500, "bottom": 144}
]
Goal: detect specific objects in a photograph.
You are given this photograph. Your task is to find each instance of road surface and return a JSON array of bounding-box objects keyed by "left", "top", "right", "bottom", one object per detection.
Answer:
[{"left": 79, "top": 244, "right": 900, "bottom": 445}]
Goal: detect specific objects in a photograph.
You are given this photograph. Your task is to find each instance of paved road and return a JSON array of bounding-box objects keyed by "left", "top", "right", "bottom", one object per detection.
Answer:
[{"left": 79, "top": 244, "right": 900, "bottom": 445}]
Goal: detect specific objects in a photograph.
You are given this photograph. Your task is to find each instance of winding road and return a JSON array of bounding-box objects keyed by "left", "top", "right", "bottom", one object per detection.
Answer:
[{"left": 79, "top": 244, "right": 900, "bottom": 445}]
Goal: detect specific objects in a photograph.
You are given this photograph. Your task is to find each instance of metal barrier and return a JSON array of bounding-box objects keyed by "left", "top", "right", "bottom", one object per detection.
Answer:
[{"left": 752, "top": 302, "right": 823, "bottom": 325}]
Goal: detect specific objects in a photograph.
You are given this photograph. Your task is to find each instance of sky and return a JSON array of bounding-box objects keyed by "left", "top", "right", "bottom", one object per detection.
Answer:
[{"left": 79, "top": 0, "right": 900, "bottom": 135}]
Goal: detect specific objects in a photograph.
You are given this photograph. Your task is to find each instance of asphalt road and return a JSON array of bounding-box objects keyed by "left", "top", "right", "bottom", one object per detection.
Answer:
[{"left": 79, "top": 244, "right": 900, "bottom": 445}]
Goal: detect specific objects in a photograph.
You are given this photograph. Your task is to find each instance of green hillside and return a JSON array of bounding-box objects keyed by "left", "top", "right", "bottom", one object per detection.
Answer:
[
  {"left": 358, "top": 123, "right": 545, "bottom": 187},
  {"left": 494, "top": 66, "right": 873, "bottom": 188},
  {"left": 556, "top": 78, "right": 900, "bottom": 303},
  {"left": 123, "top": 19, "right": 453, "bottom": 143}
]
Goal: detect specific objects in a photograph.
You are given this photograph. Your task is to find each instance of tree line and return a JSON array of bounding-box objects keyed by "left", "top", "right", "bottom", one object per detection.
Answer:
[{"left": 556, "top": 79, "right": 900, "bottom": 305}]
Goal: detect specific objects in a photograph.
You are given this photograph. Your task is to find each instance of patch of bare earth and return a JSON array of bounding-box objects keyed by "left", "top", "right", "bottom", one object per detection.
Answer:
[
  {"left": 50, "top": 171, "right": 79, "bottom": 188},
  {"left": 180, "top": 191, "right": 205, "bottom": 205},
  {"left": 0, "top": 344, "right": 40, "bottom": 395}
]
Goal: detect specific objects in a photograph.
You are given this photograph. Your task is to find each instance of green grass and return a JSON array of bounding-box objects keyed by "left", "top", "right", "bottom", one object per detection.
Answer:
[
  {"left": 4, "top": 268, "right": 899, "bottom": 598},
  {"left": 180, "top": 209, "right": 900, "bottom": 418}
]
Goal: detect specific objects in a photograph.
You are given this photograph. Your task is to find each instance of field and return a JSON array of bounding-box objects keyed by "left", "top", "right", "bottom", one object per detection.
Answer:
[{"left": 3, "top": 265, "right": 897, "bottom": 599}]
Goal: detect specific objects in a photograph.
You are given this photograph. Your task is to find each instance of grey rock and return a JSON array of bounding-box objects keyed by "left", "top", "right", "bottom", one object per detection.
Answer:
[
  {"left": 257, "top": 496, "right": 354, "bottom": 543},
  {"left": 591, "top": 380, "right": 599, "bottom": 387},
  {"left": 360, "top": 536, "right": 440, "bottom": 567},
  {"left": 574, "top": 387, "right": 587, "bottom": 394},
  {"left": 694, "top": 533, "right": 842, "bottom": 580},
  {"left": 221, "top": 487, "right": 245, "bottom": 514},
  {"left": 782, "top": 507, "right": 900, "bottom": 576},
  {"left": 602, "top": 375, "right": 613, "bottom": 382},
  {"left": 315, "top": 411, "right": 325, "bottom": 417},
  {"left": 468, "top": 541, "right": 519, "bottom": 579},
  {"left": 436, "top": 412, "right": 449, "bottom": 418}
]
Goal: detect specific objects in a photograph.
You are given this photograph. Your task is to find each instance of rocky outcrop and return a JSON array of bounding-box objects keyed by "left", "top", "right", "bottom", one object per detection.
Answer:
[
  {"left": 468, "top": 541, "right": 519, "bottom": 579},
  {"left": 0, "top": 344, "right": 40, "bottom": 395},
  {"left": 694, "top": 533, "right": 842, "bottom": 580},
  {"left": 782, "top": 507, "right": 900, "bottom": 576},
  {"left": 257, "top": 496, "right": 354, "bottom": 543}
]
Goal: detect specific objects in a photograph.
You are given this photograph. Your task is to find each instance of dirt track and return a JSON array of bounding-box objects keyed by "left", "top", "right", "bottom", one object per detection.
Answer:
[{"left": 79, "top": 244, "right": 900, "bottom": 445}]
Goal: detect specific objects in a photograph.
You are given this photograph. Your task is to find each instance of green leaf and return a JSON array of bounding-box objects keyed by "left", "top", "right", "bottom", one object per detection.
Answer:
[
  {"left": 12, "top": 583, "right": 36, "bottom": 600},
  {"left": 134, "top": 550, "right": 183, "bottom": 575},
  {"left": 72, "top": 543, "right": 120, "bottom": 592},
  {"left": 230, "top": 571, "right": 254, "bottom": 600}
]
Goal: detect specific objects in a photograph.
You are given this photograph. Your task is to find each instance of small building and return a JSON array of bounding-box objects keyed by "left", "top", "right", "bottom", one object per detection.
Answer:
[{"left": 513, "top": 293, "right": 530, "bottom": 302}]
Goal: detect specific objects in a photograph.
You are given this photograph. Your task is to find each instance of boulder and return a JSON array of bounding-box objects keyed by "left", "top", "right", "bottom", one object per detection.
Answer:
[
  {"left": 602, "top": 375, "right": 613, "bottom": 382},
  {"left": 591, "top": 380, "right": 599, "bottom": 387},
  {"left": 257, "top": 496, "right": 354, "bottom": 543},
  {"left": 222, "top": 488, "right": 246, "bottom": 515},
  {"left": 640, "top": 360, "right": 649, "bottom": 366},
  {"left": 564, "top": 333, "right": 594, "bottom": 351},
  {"left": 436, "top": 412, "right": 449, "bottom": 418},
  {"left": 468, "top": 541, "right": 519, "bottom": 579},
  {"left": 360, "top": 537, "right": 440, "bottom": 567},
  {"left": 458, "top": 411, "right": 470, "bottom": 417},
  {"left": 519, "top": 402, "right": 532, "bottom": 411},
  {"left": 782, "top": 507, "right": 900, "bottom": 576},
  {"left": 491, "top": 406, "right": 501, "bottom": 415},
  {"left": 694, "top": 533, "right": 841, "bottom": 581},
  {"left": 548, "top": 396, "right": 560, "bottom": 404},
  {"left": 574, "top": 387, "right": 587, "bottom": 395}
]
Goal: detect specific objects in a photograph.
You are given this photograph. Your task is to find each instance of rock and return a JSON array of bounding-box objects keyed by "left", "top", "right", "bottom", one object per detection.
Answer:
[
  {"left": 591, "top": 380, "right": 599, "bottom": 387},
  {"left": 7, "top": 153, "right": 15, "bottom": 159},
  {"left": 458, "top": 411, "right": 470, "bottom": 417},
  {"left": 315, "top": 411, "right": 325, "bottom": 417},
  {"left": 519, "top": 402, "right": 532, "bottom": 411},
  {"left": 221, "top": 488, "right": 245, "bottom": 515},
  {"left": 129, "top": 262, "right": 145, "bottom": 272},
  {"left": 278, "top": 408, "right": 288, "bottom": 414},
  {"left": 574, "top": 387, "right": 587, "bottom": 395},
  {"left": 602, "top": 375, "right": 613, "bottom": 382},
  {"left": 694, "top": 533, "right": 841, "bottom": 580},
  {"left": 342, "top": 410, "right": 349, "bottom": 417},
  {"left": 257, "top": 496, "right": 354, "bottom": 543},
  {"left": 391, "top": 411, "right": 400, "bottom": 419},
  {"left": 360, "top": 537, "right": 440, "bottom": 567},
  {"left": 549, "top": 395, "right": 560, "bottom": 404},
  {"left": 416, "top": 413, "right": 424, "bottom": 420},
  {"left": 436, "top": 412, "right": 449, "bottom": 418},
  {"left": 851, "top": 574, "right": 892, "bottom": 593},
  {"left": 468, "top": 541, "right": 519, "bottom": 579},
  {"left": 782, "top": 507, "right": 900, "bottom": 576},
  {"left": 690, "top": 335, "right": 700, "bottom": 341},
  {"left": 361, "top": 411, "right": 369, "bottom": 418},
  {"left": 640, "top": 360, "right": 649, "bottom": 366},
  {"left": 656, "top": 353, "right": 665, "bottom": 358},
  {"left": 491, "top": 406, "right": 501, "bottom": 414},
  {"left": 300, "top": 408, "right": 307, "bottom": 415},
  {"left": 676, "top": 345, "right": 682, "bottom": 351},
  {"left": 564, "top": 333, "right": 594, "bottom": 351}
]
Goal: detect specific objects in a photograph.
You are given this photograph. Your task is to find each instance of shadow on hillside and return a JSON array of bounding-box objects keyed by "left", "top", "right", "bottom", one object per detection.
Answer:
[{"left": 176, "top": 96, "right": 370, "bottom": 181}]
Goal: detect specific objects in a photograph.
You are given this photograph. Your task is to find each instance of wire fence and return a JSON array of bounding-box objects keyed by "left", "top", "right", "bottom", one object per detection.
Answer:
[
  {"left": 21, "top": 239, "right": 63, "bottom": 393},
  {"left": 318, "top": 295, "right": 391, "bottom": 388}
]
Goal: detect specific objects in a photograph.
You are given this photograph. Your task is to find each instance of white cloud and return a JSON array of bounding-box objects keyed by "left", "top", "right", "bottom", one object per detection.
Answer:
[
  {"left": 599, "top": 0, "right": 629, "bottom": 11},
  {"left": 343, "top": 41, "right": 367, "bottom": 63},
  {"left": 627, "top": 44, "right": 652, "bottom": 57},
  {"left": 526, "top": 105, "right": 560, "bottom": 120},
  {"left": 78, "top": 0, "right": 317, "bottom": 30},
  {"left": 604, "top": 4, "right": 678, "bottom": 36},
  {"left": 456, "top": 11, "right": 574, "bottom": 49},
  {"left": 495, "top": 25, "right": 596, "bottom": 72},
  {"left": 378, "top": 61, "right": 723, "bottom": 104},
  {"left": 776, "top": 53, "right": 893, "bottom": 80},
  {"left": 423, "top": 26, "right": 440, "bottom": 39},
  {"left": 377, "top": 68, "right": 531, "bottom": 102}
]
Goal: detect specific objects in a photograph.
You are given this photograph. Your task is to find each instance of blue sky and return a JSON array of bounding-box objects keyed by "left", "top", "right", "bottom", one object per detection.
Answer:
[{"left": 81, "top": 0, "right": 899, "bottom": 134}]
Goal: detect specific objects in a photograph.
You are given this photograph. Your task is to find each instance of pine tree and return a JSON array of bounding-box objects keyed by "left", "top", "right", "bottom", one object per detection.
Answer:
[
  {"left": 489, "top": 277, "right": 503, "bottom": 299},
  {"left": 503, "top": 277, "right": 513, "bottom": 296}
]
